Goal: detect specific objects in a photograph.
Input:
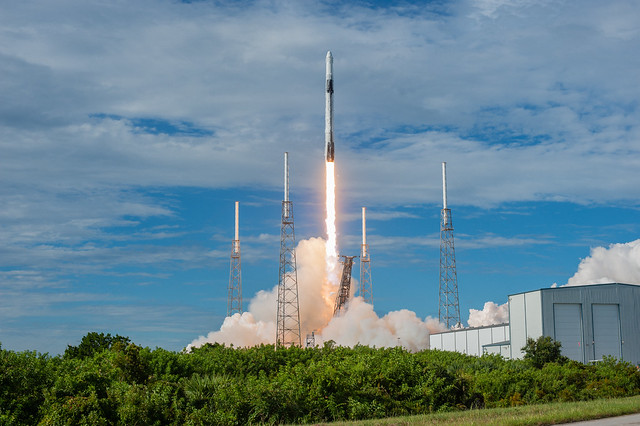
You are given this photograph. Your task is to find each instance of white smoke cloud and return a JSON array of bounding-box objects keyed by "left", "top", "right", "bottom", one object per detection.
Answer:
[
  {"left": 566, "top": 239, "right": 640, "bottom": 286},
  {"left": 187, "top": 237, "right": 446, "bottom": 352},
  {"left": 467, "top": 301, "right": 509, "bottom": 327},
  {"left": 318, "top": 298, "right": 446, "bottom": 352},
  {"left": 186, "top": 312, "right": 275, "bottom": 349}
]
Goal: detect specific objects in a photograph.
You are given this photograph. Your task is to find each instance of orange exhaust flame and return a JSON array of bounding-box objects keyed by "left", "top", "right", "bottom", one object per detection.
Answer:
[{"left": 325, "top": 161, "right": 338, "bottom": 287}]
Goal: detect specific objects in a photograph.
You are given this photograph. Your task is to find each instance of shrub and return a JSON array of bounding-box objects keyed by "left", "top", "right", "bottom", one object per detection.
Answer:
[
  {"left": 522, "top": 336, "right": 566, "bottom": 368},
  {"left": 4, "top": 332, "right": 640, "bottom": 424}
]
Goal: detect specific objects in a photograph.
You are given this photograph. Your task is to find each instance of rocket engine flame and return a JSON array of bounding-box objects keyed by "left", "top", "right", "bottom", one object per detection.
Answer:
[{"left": 325, "top": 161, "right": 338, "bottom": 285}]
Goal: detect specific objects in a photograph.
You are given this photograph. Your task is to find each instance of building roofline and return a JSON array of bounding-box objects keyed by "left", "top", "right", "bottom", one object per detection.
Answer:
[
  {"left": 508, "top": 282, "right": 639, "bottom": 298},
  {"left": 429, "top": 322, "right": 509, "bottom": 336}
]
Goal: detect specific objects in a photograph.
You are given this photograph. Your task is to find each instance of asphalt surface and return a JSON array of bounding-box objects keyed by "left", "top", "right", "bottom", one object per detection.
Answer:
[{"left": 560, "top": 413, "right": 640, "bottom": 425}]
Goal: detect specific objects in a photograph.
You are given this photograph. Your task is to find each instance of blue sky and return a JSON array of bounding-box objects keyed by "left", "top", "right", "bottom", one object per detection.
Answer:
[{"left": 1, "top": 0, "right": 639, "bottom": 354}]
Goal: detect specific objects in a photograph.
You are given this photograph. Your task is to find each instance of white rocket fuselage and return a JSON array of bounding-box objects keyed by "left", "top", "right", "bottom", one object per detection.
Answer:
[{"left": 325, "top": 51, "right": 334, "bottom": 162}]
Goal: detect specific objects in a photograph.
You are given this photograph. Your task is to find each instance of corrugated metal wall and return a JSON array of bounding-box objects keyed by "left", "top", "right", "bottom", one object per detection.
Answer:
[
  {"left": 510, "top": 283, "right": 640, "bottom": 365},
  {"left": 429, "top": 324, "right": 509, "bottom": 357}
]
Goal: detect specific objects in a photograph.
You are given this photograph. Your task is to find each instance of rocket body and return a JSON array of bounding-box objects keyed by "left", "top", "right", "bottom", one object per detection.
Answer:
[{"left": 325, "top": 51, "right": 334, "bottom": 162}]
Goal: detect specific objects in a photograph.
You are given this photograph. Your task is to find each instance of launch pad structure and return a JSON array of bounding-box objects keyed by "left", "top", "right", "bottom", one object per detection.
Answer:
[
  {"left": 305, "top": 331, "right": 316, "bottom": 348},
  {"left": 334, "top": 255, "right": 357, "bottom": 316},
  {"left": 276, "top": 153, "right": 302, "bottom": 347},
  {"left": 228, "top": 201, "right": 243, "bottom": 317},
  {"left": 439, "top": 162, "right": 461, "bottom": 328}
]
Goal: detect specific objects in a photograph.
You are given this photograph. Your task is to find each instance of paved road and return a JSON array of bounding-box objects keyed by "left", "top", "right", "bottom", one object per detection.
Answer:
[{"left": 560, "top": 413, "right": 640, "bottom": 425}]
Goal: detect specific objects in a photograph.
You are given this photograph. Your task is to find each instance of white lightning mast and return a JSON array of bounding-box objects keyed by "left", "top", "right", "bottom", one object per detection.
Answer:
[
  {"left": 228, "top": 201, "right": 242, "bottom": 316},
  {"left": 359, "top": 207, "right": 372, "bottom": 304},
  {"left": 276, "top": 152, "right": 301, "bottom": 347},
  {"left": 439, "top": 162, "right": 461, "bottom": 328}
]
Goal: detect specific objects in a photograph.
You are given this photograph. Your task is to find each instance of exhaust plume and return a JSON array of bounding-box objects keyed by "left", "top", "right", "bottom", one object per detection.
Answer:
[
  {"left": 325, "top": 162, "right": 338, "bottom": 285},
  {"left": 187, "top": 237, "right": 445, "bottom": 351},
  {"left": 319, "top": 297, "right": 446, "bottom": 352}
]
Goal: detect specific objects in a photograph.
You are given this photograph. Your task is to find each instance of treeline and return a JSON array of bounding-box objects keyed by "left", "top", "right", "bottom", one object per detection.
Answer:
[{"left": 1, "top": 333, "right": 640, "bottom": 425}]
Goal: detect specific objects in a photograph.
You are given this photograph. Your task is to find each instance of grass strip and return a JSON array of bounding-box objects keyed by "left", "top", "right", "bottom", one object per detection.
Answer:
[{"left": 323, "top": 395, "right": 640, "bottom": 425}]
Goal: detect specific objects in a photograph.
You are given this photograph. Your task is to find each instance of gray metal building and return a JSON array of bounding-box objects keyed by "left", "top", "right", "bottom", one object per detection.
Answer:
[
  {"left": 509, "top": 283, "right": 640, "bottom": 364},
  {"left": 429, "top": 283, "right": 640, "bottom": 366}
]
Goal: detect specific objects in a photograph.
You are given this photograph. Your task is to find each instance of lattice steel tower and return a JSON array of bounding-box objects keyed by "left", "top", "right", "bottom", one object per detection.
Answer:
[
  {"left": 439, "top": 162, "right": 461, "bottom": 328},
  {"left": 227, "top": 201, "right": 242, "bottom": 316},
  {"left": 359, "top": 207, "right": 372, "bottom": 304},
  {"left": 276, "top": 152, "right": 301, "bottom": 347},
  {"left": 334, "top": 255, "right": 357, "bottom": 316}
]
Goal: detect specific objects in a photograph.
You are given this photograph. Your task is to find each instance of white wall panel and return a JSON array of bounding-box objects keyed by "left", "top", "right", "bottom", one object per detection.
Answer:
[
  {"left": 509, "top": 294, "right": 526, "bottom": 359},
  {"left": 442, "top": 332, "right": 455, "bottom": 352},
  {"left": 525, "top": 291, "right": 543, "bottom": 337},
  {"left": 467, "top": 329, "right": 480, "bottom": 356},
  {"left": 455, "top": 330, "right": 467, "bottom": 354}
]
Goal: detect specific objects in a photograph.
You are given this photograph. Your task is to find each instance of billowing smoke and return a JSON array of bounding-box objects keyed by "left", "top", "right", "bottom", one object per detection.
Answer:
[
  {"left": 187, "top": 237, "right": 445, "bottom": 351},
  {"left": 566, "top": 239, "right": 640, "bottom": 286},
  {"left": 187, "top": 312, "right": 275, "bottom": 348},
  {"left": 319, "top": 297, "right": 445, "bottom": 352},
  {"left": 467, "top": 301, "right": 509, "bottom": 327}
]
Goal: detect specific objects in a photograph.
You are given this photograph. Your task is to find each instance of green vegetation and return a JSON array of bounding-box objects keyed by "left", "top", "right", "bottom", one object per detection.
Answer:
[
  {"left": 1, "top": 335, "right": 640, "bottom": 424},
  {"left": 521, "top": 336, "right": 567, "bottom": 369}
]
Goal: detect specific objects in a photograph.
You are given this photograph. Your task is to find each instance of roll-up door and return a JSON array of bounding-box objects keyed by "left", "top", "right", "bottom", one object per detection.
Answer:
[
  {"left": 553, "top": 303, "right": 583, "bottom": 362},
  {"left": 592, "top": 304, "right": 621, "bottom": 361}
]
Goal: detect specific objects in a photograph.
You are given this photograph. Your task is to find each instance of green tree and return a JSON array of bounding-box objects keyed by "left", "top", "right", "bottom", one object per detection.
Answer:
[
  {"left": 522, "top": 336, "right": 566, "bottom": 368},
  {"left": 0, "top": 349, "right": 55, "bottom": 425},
  {"left": 64, "top": 332, "right": 131, "bottom": 360}
]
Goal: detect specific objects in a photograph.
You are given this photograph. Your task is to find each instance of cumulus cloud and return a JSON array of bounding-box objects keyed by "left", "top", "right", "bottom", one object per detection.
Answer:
[
  {"left": 566, "top": 239, "right": 640, "bottom": 286},
  {"left": 468, "top": 301, "right": 509, "bottom": 327},
  {"left": 0, "top": 0, "right": 638, "bottom": 207},
  {"left": 467, "top": 238, "right": 640, "bottom": 328}
]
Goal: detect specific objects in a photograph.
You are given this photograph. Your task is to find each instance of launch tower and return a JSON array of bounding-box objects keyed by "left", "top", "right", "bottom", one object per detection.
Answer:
[
  {"left": 334, "top": 255, "right": 357, "bottom": 316},
  {"left": 439, "top": 162, "right": 461, "bottom": 328},
  {"left": 228, "top": 201, "right": 242, "bottom": 316},
  {"left": 276, "top": 152, "right": 302, "bottom": 347},
  {"left": 359, "top": 207, "right": 372, "bottom": 304}
]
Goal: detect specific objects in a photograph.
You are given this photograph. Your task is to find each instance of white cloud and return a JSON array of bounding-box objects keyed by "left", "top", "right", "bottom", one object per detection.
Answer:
[
  {"left": 468, "top": 301, "right": 509, "bottom": 327},
  {"left": 0, "top": 0, "right": 637, "bottom": 210},
  {"left": 566, "top": 239, "right": 640, "bottom": 286}
]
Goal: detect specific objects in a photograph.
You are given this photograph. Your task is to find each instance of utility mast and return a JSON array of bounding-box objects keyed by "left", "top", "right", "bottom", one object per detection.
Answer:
[
  {"left": 359, "top": 207, "right": 372, "bottom": 304},
  {"left": 276, "top": 152, "right": 301, "bottom": 347},
  {"left": 228, "top": 201, "right": 242, "bottom": 316},
  {"left": 439, "top": 162, "right": 461, "bottom": 328},
  {"left": 334, "top": 255, "right": 357, "bottom": 316}
]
